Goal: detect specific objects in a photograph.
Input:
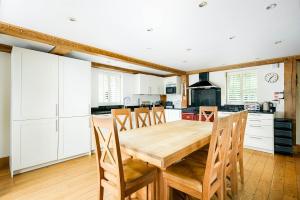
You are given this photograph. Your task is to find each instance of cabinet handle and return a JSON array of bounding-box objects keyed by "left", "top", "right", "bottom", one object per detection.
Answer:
[
  {"left": 56, "top": 120, "right": 58, "bottom": 132},
  {"left": 56, "top": 104, "right": 59, "bottom": 116},
  {"left": 249, "top": 119, "right": 261, "bottom": 122},
  {"left": 249, "top": 136, "right": 263, "bottom": 140},
  {"left": 250, "top": 125, "right": 262, "bottom": 128}
]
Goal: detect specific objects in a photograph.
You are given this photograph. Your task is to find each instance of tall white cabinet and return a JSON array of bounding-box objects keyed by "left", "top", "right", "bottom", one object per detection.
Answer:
[{"left": 10, "top": 47, "right": 91, "bottom": 176}]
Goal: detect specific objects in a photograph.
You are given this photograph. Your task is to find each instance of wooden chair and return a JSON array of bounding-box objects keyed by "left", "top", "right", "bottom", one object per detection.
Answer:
[
  {"left": 111, "top": 108, "right": 133, "bottom": 132},
  {"left": 163, "top": 115, "right": 233, "bottom": 200},
  {"left": 91, "top": 117, "right": 157, "bottom": 200},
  {"left": 152, "top": 106, "right": 166, "bottom": 125},
  {"left": 224, "top": 112, "right": 241, "bottom": 199},
  {"left": 237, "top": 110, "right": 248, "bottom": 184},
  {"left": 134, "top": 107, "right": 152, "bottom": 128},
  {"left": 199, "top": 106, "right": 218, "bottom": 122}
]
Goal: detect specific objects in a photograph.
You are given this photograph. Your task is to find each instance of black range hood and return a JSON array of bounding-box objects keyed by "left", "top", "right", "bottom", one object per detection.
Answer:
[{"left": 188, "top": 72, "right": 218, "bottom": 89}]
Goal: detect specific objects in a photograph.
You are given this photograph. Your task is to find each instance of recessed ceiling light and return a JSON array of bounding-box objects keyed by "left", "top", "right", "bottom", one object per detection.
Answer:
[
  {"left": 229, "top": 36, "right": 236, "bottom": 40},
  {"left": 198, "top": 1, "right": 208, "bottom": 7},
  {"left": 266, "top": 3, "right": 277, "bottom": 10},
  {"left": 146, "top": 28, "right": 153, "bottom": 32},
  {"left": 274, "top": 40, "right": 282, "bottom": 45},
  {"left": 68, "top": 17, "right": 77, "bottom": 22},
  {"left": 186, "top": 48, "right": 192, "bottom": 51}
]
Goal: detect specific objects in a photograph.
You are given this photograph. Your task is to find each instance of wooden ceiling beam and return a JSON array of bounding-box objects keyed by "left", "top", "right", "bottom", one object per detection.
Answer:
[
  {"left": 92, "top": 62, "right": 166, "bottom": 77},
  {"left": 49, "top": 46, "right": 72, "bottom": 55},
  {"left": 0, "top": 43, "right": 166, "bottom": 77},
  {"left": 0, "top": 43, "right": 12, "bottom": 53},
  {"left": 187, "top": 54, "right": 300, "bottom": 74},
  {"left": 0, "top": 21, "right": 185, "bottom": 75}
]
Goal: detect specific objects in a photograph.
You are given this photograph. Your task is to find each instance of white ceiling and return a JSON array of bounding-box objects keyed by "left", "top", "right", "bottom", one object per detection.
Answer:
[{"left": 0, "top": 0, "right": 300, "bottom": 73}]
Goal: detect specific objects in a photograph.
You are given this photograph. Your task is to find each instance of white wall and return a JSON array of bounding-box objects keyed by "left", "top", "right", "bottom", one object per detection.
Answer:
[
  {"left": 189, "top": 63, "right": 285, "bottom": 117},
  {"left": 0, "top": 52, "right": 10, "bottom": 158}
]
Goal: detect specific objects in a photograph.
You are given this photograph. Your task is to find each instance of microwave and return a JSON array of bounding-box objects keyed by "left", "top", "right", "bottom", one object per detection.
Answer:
[{"left": 166, "top": 86, "right": 176, "bottom": 94}]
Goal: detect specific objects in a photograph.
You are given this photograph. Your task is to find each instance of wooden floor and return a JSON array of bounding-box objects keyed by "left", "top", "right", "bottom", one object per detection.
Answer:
[{"left": 0, "top": 149, "right": 300, "bottom": 200}]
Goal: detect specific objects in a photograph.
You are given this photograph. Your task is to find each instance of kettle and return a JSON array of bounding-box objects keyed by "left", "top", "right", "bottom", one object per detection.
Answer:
[{"left": 262, "top": 102, "right": 273, "bottom": 112}]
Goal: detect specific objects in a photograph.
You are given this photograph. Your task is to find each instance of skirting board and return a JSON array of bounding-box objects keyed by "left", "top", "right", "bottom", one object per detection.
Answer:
[
  {"left": 293, "top": 145, "right": 300, "bottom": 154},
  {"left": 0, "top": 156, "right": 9, "bottom": 169}
]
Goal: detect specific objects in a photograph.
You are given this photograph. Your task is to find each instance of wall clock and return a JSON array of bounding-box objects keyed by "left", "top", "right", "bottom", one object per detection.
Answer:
[{"left": 264, "top": 72, "right": 279, "bottom": 83}]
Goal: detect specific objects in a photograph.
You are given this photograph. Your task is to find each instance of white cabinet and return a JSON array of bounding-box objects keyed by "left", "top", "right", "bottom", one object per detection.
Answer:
[
  {"left": 135, "top": 74, "right": 164, "bottom": 95},
  {"left": 11, "top": 47, "right": 92, "bottom": 175},
  {"left": 219, "top": 112, "right": 274, "bottom": 153},
  {"left": 165, "top": 109, "right": 182, "bottom": 122},
  {"left": 11, "top": 47, "right": 58, "bottom": 120},
  {"left": 244, "top": 113, "right": 274, "bottom": 153},
  {"left": 11, "top": 119, "right": 58, "bottom": 171},
  {"left": 59, "top": 57, "right": 91, "bottom": 117},
  {"left": 58, "top": 116, "right": 91, "bottom": 159}
]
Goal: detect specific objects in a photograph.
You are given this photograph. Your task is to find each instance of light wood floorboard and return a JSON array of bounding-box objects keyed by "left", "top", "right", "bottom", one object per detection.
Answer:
[{"left": 0, "top": 149, "right": 299, "bottom": 200}]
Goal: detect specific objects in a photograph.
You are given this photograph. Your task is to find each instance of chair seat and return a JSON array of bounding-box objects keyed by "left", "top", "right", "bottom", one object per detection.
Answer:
[
  {"left": 186, "top": 149, "right": 208, "bottom": 165},
  {"left": 123, "top": 159, "right": 156, "bottom": 190},
  {"left": 164, "top": 159, "right": 205, "bottom": 192}
]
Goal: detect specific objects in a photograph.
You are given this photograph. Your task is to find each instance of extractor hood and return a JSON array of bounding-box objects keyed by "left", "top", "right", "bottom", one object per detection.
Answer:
[{"left": 188, "top": 72, "right": 218, "bottom": 89}]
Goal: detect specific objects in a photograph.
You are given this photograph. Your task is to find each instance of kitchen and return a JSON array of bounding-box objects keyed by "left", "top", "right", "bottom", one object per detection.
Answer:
[{"left": 0, "top": 0, "right": 300, "bottom": 200}]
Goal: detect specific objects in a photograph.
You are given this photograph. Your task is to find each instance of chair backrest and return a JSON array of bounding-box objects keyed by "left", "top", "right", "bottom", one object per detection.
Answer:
[
  {"left": 225, "top": 112, "right": 241, "bottom": 170},
  {"left": 152, "top": 106, "right": 166, "bottom": 125},
  {"left": 238, "top": 110, "right": 248, "bottom": 152},
  {"left": 203, "top": 115, "right": 232, "bottom": 199},
  {"left": 111, "top": 108, "right": 133, "bottom": 132},
  {"left": 134, "top": 107, "right": 152, "bottom": 128},
  {"left": 199, "top": 106, "right": 218, "bottom": 122},
  {"left": 91, "top": 117, "right": 125, "bottom": 197}
]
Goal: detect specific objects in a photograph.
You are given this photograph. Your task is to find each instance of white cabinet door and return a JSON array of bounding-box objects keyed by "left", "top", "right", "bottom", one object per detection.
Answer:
[
  {"left": 59, "top": 57, "right": 91, "bottom": 117},
  {"left": 11, "top": 47, "right": 59, "bottom": 120},
  {"left": 12, "top": 119, "right": 59, "bottom": 170},
  {"left": 58, "top": 116, "right": 91, "bottom": 159}
]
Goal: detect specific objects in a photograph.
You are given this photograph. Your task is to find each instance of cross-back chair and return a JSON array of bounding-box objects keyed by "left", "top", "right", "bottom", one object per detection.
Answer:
[
  {"left": 134, "top": 107, "right": 152, "bottom": 128},
  {"left": 163, "top": 115, "right": 233, "bottom": 200},
  {"left": 199, "top": 106, "right": 218, "bottom": 122},
  {"left": 224, "top": 112, "right": 241, "bottom": 199},
  {"left": 91, "top": 117, "right": 157, "bottom": 200},
  {"left": 111, "top": 108, "right": 133, "bottom": 132},
  {"left": 152, "top": 106, "right": 166, "bottom": 125},
  {"left": 237, "top": 110, "right": 248, "bottom": 184}
]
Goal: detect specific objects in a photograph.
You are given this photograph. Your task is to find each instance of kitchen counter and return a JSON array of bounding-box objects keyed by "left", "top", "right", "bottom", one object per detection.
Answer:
[{"left": 219, "top": 110, "right": 275, "bottom": 114}]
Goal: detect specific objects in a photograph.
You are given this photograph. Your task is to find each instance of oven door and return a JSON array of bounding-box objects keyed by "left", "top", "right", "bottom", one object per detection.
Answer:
[{"left": 166, "top": 87, "right": 176, "bottom": 94}]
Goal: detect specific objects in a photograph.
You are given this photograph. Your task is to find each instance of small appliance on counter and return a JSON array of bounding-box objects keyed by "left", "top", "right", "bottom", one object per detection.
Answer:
[
  {"left": 262, "top": 101, "right": 275, "bottom": 112},
  {"left": 165, "top": 101, "right": 174, "bottom": 109},
  {"left": 244, "top": 102, "right": 261, "bottom": 111}
]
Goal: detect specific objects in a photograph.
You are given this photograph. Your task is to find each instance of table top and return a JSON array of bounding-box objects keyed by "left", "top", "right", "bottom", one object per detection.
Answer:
[{"left": 119, "top": 120, "right": 213, "bottom": 169}]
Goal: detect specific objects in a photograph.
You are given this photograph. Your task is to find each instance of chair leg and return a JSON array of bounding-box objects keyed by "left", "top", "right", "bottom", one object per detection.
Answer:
[
  {"left": 150, "top": 181, "right": 156, "bottom": 200},
  {"left": 164, "top": 181, "right": 170, "bottom": 200},
  {"left": 239, "top": 155, "right": 244, "bottom": 184},
  {"left": 230, "top": 169, "right": 238, "bottom": 200},
  {"left": 99, "top": 186, "right": 104, "bottom": 200}
]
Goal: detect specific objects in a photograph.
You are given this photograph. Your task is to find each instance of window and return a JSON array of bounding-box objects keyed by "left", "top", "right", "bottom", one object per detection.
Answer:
[
  {"left": 98, "top": 72, "right": 122, "bottom": 104},
  {"left": 227, "top": 71, "right": 257, "bottom": 104}
]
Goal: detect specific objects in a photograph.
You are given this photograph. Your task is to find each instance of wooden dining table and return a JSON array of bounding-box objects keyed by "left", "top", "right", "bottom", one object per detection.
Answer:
[{"left": 119, "top": 120, "right": 213, "bottom": 200}]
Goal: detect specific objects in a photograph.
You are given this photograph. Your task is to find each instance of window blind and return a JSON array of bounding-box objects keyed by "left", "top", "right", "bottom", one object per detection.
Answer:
[
  {"left": 227, "top": 71, "right": 257, "bottom": 104},
  {"left": 98, "top": 72, "right": 122, "bottom": 104}
]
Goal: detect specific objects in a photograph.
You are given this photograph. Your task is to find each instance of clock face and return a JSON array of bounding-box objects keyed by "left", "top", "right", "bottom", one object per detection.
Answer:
[{"left": 265, "top": 72, "right": 279, "bottom": 83}]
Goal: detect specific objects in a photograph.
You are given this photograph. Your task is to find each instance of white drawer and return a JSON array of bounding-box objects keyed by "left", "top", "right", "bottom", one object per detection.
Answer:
[
  {"left": 248, "top": 113, "right": 273, "bottom": 120},
  {"left": 244, "top": 135, "right": 274, "bottom": 153},
  {"left": 245, "top": 124, "right": 273, "bottom": 138},
  {"left": 247, "top": 118, "right": 273, "bottom": 126}
]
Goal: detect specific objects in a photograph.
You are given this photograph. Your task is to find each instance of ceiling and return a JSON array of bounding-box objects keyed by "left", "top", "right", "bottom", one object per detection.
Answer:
[{"left": 0, "top": 0, "right": 300, "bottom": 73}]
